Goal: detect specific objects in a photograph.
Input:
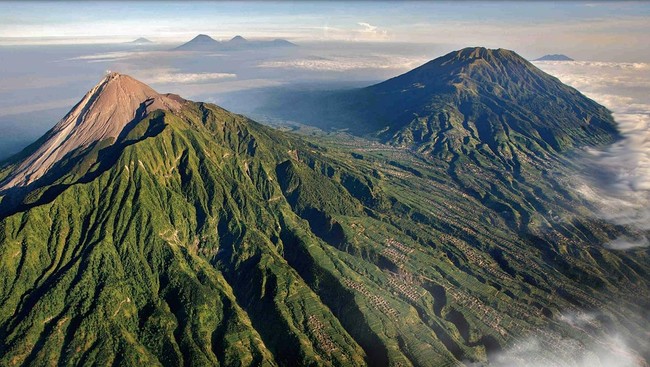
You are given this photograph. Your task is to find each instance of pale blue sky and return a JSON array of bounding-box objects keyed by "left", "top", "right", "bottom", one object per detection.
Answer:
[{"left": 1, "top": 1, "right": 649, "bottom": 54}]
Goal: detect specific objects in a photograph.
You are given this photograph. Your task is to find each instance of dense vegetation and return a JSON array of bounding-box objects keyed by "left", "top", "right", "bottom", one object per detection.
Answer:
[{"left": 0, "top": 48, "right": 648, "bottom": 366}]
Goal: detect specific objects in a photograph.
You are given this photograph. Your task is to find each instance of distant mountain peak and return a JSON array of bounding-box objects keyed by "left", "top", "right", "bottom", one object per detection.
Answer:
[
  {"left": 534, "top": 54, "right": 574, "bottom": 61},
  {"left": 0, "top": 73, "right": 183, "bottom": 190},
  {"left": 129, "top": 37, "right": 153, "bottom": 44},
  {"left": 229, "top": 35, "right": 247, "bottom": 43},
  {"left": 193, "top": 34, "right": 216, "bottom": 41},
  {"left": 173, "top": 34, "right": 296, "bottom": 51},
  {"left": 271, "top": 38, "right": 298, "bottom": 47},
  {"left": 173, "top": 34, "right": 221, "bottom": 51}
]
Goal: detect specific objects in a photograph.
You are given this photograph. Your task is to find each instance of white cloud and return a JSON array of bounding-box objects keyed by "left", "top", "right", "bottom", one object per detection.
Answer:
[
  {"left": 148, "top": 72, "right": 236, "bottom": 84},
  {"left": 356, "top": 22, "right": 389, "bottom": 40},
  {"left": 481, "top": 310, "right": 646, "bottom": 367},
  {"left": 258, "top": 55, "right": 427, "bottom": 72},
  {"left": 536, "top": 60, "right": 650, "bottom": 70},
  {"left": 535, "top": 61, "right": 650, "bottom": 232},
  {"left": 66, "top": 51, "right": 149, "bottom": 63},
  {"left": 303, "top": 21, "right": 391, "bottom": 42},
  {"left": 357, "top": 22, "right": 377, "bottom": 32},
  {"left": 155, "top": 78, "right": 285, "bottom": 98},
  {"left": 122, "top": 67, "right": 236, "bottom": 85},
  {"left": 605, "top": 237, "right": 650, "bottom": 250},
  {"left": 488, "top": 332, "right": 642, "bottom": 367},
  {"left": 0, "top": 74, "right": 93, "bottom": 93}
]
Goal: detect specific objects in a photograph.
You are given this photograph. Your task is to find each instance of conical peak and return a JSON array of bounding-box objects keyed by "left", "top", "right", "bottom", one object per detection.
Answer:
[
  {"left": 401, "top": 47, "right": 531, "bottom": 80},
  {"left": 460, "top": 46, "right": 491, "bottom": 58},
  {"left": 130, "top": 37, "right": 153, "bottom": 44},
  {"left": 103, "top": 71, "right": 126, "bottom": 81},
  {"left": 230, "top": 35, "right": 247, "bottom": 42},
  {"left": 446, "top": 47, "right": 521, "bottom": 64},
  {"left": 398, "top": 47, "right": 528, "bottom": 79},
  {"left": 93, "top": 71, "right": 160, "bottom": 100},
  {"left": 0, "top": 73, "right": 183, "bottom": 190},
  {"left": 98, "top": 72, "right": 133, "bottom": 92},
  {"left": 192, "top": 34, "right": 217, "bottom": 42},
  {"left": 101, "top": 71, "right": 148, "bottom": 85},
  {"left": 368, "top": 46, "right": 548, "bottom": 97}
]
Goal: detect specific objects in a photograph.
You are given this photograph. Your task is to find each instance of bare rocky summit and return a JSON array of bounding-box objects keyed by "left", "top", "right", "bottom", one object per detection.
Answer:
[{"left": 0, "top": 72, "right": 182, "bottom": 190}]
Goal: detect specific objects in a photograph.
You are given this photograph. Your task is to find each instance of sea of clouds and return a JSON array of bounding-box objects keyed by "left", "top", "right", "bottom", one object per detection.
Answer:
[{"left": 535, "top": 60, "right": 650, "bottom": 249}]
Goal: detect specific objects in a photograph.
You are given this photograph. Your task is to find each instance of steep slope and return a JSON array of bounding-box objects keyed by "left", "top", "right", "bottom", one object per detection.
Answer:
[{"left": 0, "top": 74, "right": 648, "bottom": 367}]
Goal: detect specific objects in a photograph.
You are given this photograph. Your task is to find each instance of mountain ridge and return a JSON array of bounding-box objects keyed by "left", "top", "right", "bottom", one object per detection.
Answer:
[{"left": 173, "top": 34, "right": 297, "bottom": 51}]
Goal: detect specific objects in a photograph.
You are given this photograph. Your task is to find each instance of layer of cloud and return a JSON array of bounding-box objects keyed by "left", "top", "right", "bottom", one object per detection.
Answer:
[
  {"left": 605, "top": 236, "right": 650, "bottom": 250},
  {"left": 148, "top": 72, "right": 237, "bottom": 84},
  {"left": 120, "top": 67, "right": 236, "bottom": 85},
  {"left": 258, "top": 54, "right": 428, "bottom": 72},
  {"left": 535, "top": 61, "right": 650, "bottom": 233},
  {"left": 479, "top": 310, "right": 647, "bottom": 367},
  {"left": 66, "top": 51, "right": 148, "bottom": 63},
  {"left": 534, "top": 61, "right": 650, "bottom": 91},
  {"left": 536, "top": 60, "right": 650, "bottom": 70}
]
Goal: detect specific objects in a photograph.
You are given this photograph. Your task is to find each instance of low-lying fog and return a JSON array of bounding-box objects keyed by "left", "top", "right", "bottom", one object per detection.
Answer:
[{"left": 533, "top": 61, "right": 650, "bottom": 246}]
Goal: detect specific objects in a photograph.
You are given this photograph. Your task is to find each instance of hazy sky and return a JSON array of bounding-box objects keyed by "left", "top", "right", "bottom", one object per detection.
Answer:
[{"left": 1, "top": 1, "right": 650, "bottom": 61}]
